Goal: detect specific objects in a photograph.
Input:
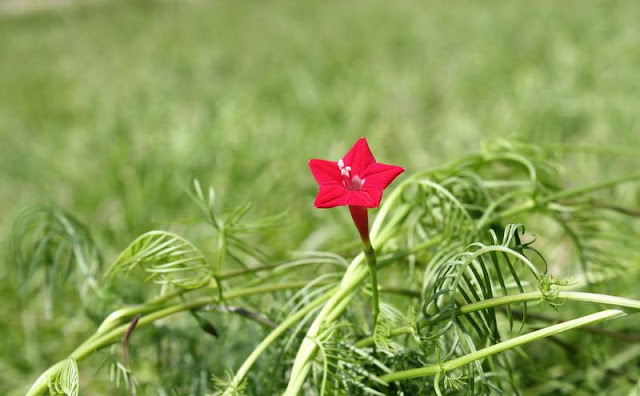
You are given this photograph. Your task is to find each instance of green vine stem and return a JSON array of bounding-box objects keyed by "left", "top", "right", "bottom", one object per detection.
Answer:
[
  {"left": 380, "top": 309, "right": 629, "bottom": 382},
  {"left": 364, "top": 241, "right": 379, "bottom": 332},
  {"left": 355, "top": 291, "right": 640, "bottom": 348},
  {"left": 97, "top": 258, "right": 348, "bottom": 334}
]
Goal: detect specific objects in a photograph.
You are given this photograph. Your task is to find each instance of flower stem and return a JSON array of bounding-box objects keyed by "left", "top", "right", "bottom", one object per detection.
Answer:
[
  {"left": 348, "top": 205, "right": 380, "bottom": 331},
  {"left": 348, "top": 205, "right": 370, "bottom": 243},
  {"left": 364, "top": 241, "right": 379, "bottom": 332}
]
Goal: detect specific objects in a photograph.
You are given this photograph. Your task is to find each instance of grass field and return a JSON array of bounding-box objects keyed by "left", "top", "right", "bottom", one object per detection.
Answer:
[{"left": 1, "top": 1, "right": 640, "bottom": 394}]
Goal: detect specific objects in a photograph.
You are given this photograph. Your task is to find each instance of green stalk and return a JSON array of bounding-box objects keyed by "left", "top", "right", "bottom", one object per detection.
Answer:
[
  {"left": 97, "top": 258, "right": 351, "bottom": 334},
  {"left": 96, "top": 289, "right": 186, "bottom": 333},
  {"left": 355, "top": 290, "right": 640, "bottom": 348},
  {"left": 380, "top": 309, "right": 628, "bottom": 382},
  {"left": 364, "top": 241, "right": 379, "bottom": 332},
  {"left": 465, "top": 290, "right": 640, "bottom": 312}
]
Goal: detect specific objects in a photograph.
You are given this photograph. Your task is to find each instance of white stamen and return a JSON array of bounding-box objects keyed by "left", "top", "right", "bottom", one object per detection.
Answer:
[
  {"left": 338, "top": 159, "right": 351, "bottom": 177},
  {"left": 337, "top": 160, "right": 365, "bottom": 191}
]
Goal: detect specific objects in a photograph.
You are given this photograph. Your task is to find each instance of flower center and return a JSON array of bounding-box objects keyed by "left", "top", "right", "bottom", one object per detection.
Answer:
[{"left": 338, "top": 159, "right": 365, "bottom": 191}]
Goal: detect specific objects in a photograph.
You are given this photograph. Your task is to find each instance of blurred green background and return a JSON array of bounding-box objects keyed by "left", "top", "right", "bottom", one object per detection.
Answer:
[{"left": 1, "top": 0, "right": 639, "bottom": 393}]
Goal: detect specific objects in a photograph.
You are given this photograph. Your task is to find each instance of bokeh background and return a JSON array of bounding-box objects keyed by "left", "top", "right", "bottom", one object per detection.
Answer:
[{"left": 1, "top": 0, "right": 639, "bottom": 394}]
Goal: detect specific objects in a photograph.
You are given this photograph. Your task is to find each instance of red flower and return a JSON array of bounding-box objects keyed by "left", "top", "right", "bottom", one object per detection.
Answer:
[
  {"left": 309, "top": 137, "right": 404, "bottom": 209},
  {"left": 309, "top": 138, "right": 402, "bottom": 331}
]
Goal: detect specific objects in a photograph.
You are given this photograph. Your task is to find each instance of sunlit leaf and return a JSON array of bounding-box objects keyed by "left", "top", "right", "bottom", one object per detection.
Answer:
[
  {"left": 48, "top": 358, "right": 79, "bottom": 396},
  {"left": 108, "top": 231, "right": 212, "bottom": 289}
]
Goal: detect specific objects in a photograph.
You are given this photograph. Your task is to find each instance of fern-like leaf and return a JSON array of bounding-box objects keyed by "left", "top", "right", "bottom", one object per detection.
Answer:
[
  {"left": 12, "top": 206, "right": 102, "bottom": 315},
  {"left": 423, "top": 225, "right": 541, "bottom": 336},
  {"left": 108, "top": 231, "right": 212, "bottom": 289},
  {"left": 48, "top": 358, "right": 79, "bottom": 396}
]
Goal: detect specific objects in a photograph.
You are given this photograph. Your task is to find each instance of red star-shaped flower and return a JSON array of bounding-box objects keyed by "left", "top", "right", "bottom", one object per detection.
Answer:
[{"left": 309, "top": 137, "right": 405, "bottom": 209}]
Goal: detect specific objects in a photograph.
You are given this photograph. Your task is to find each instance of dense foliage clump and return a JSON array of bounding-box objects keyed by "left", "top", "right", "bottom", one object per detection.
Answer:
[{"left": 17, "top": 142, "right": 640, "bottom": 395}]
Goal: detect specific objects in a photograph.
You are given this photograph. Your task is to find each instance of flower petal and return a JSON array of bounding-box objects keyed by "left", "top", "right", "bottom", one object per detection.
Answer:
[
  {"left": 314, "top": 184, "right": 348, "bottom": 208},
  {"left": 346, "top": 189, "right": 381, "bottom": 208},
  {"left": 362, "top": 162, "right": 405, "bottom": 191},
  {"left": 341, "top": 137, "right": 376, "bottom": 175},
  {"left": 309, "top": 159, "right": 342, "bottom": 186}
]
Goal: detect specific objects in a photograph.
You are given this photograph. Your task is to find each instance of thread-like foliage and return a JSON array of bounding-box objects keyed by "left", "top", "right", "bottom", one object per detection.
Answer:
[
  {"left": 107, "top": 230, "right": 212, "bottom": 289},
  {"left": 419, "top": 225, "right": 543, "bottom": 393},
  {"left": 422, "top": 225, "right": 541, "bottom": 334},
  {"left": 12, "top": 206, "right": 102, "bottom": 316},
  {"left": 47, "top": 358, "right": 79, "bottom": 396},
  {"left": 188, "top": 179, "right": 285, "bottom": 272}
]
